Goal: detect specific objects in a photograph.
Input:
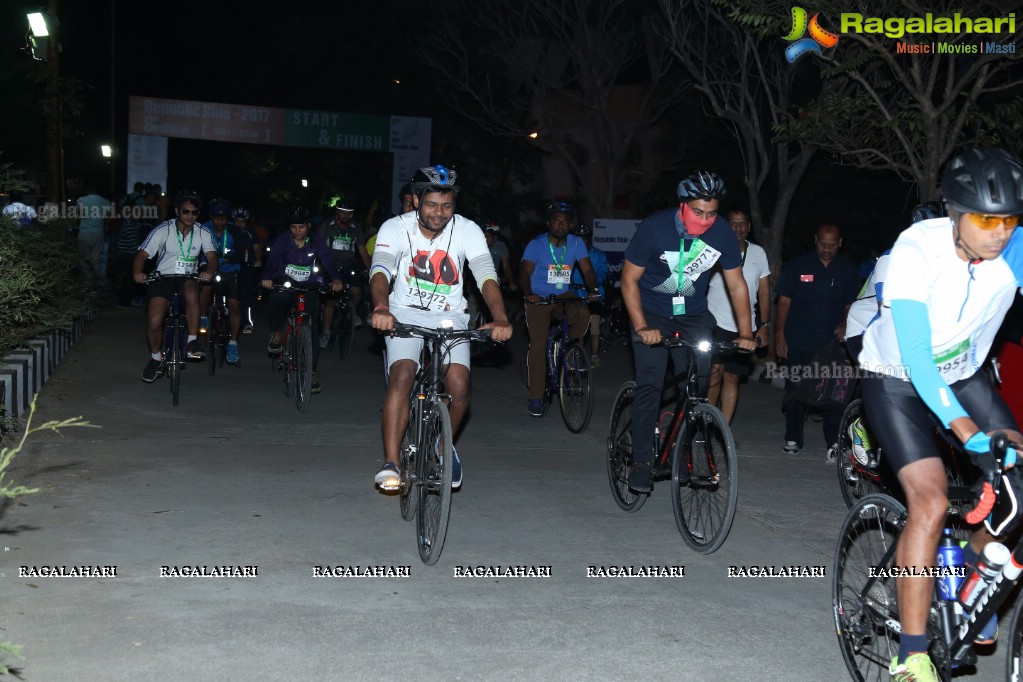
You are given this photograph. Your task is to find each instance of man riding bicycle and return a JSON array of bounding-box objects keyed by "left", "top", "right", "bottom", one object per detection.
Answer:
[
  {"left": 199, "top": 197, "right": 247, "bottom": 364},
  {"left": 134, "top": 190, "right": 218, "bottom": 383},
  {"left": 857, "top": 147, "right": 1023, "bottom": 681},
  {"left": 620, "top": 172, "right": 756, "bottom": 493},
  {"left": 369, "top": 165, "right": 513, "bottom": 491},
  {"left": 319, "top": 194, "right": 371, "bottom": 348}
]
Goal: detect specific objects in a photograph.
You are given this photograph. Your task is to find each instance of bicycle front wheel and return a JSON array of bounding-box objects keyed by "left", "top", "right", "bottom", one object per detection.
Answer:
[
  {"left": 1006, "top": 587, "right": 1023, "bottom": 681},
  {"left": 338, "top": 301, "right": 355, "bottom": 360},
  {"left": 837, "top": 399, "right": 891, "bottom": 508},
  {"left": 399, "top": 397, "right": 419, "bottom": 522},
  {"left": 207, "top": 306, "right": 218, "bottom": 376},
  {"left": 169, "top": 318, "right": 183, "bottom": 407},
  {"left": 670, "top": 403, "right": 737, "bottom": 553},
  {"left": 294, "top": 324, "right": 313, "bottom": 412},
  {"left": 606, "top": 381, "right": 646, "bottom": 512},
  {"left": 833, "top": 494, "right": 908, "bottom": 682},
  {"left": 416, "top": 399, "right": 453, "bottom": 565},
  {"left": 559, "top": 344, "right": 593, "bottom": 433}
]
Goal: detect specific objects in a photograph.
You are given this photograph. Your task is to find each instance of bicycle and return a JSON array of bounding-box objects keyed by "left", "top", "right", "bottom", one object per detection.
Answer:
[
  {"left": 143, "top": 273, "right": 201, "bottom": 407},
  {"left": 523, "top": 294, "right": 594, "bottom": 433},
  {"left": 833, "top": 433, "right": 1023, "bottom": 681},
  {"left": 390, "top": 321, "right": 492, "bottom": 565},
  {"left": 606, "top": 335, "right": 745, "bottom": 554},
  {"left": 204, "top": 275, "right": 233, "bottom": 374},
  {"left": 326, "top": 283, "right": 356, "bottom": 360},
  {"left": 269, "top": 283, "right": 326, "bottom": 413}
]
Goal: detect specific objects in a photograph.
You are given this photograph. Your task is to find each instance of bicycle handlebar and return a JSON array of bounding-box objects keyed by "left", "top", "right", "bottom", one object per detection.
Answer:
[
  {"left": 660, "top": 336, "right": 753, "bottom": 355},
  {"left": 965, "top": 433, "right": 1023, "bottom": 524},
  {"left": 142, "top": 272, "right": 204, "bottom": 284},
  {"left": 390, "top": 322, "right": 494, "bottom": 345}
]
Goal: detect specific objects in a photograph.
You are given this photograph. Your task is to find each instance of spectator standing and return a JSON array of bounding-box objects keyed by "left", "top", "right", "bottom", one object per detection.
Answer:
[{"left": 76, "top": 185, "right": 112, "bottom": 289}]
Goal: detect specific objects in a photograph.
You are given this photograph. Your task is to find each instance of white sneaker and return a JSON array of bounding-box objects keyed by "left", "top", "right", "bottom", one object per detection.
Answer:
[
  {"left": 782, "top": 441, "right": 799, "bottom": 454},
  {"left": 319, "top": 332, "right": 331, "bottom": 349},
  {"left": 825, "top": 442, "right": 839, "bottom": 464}
]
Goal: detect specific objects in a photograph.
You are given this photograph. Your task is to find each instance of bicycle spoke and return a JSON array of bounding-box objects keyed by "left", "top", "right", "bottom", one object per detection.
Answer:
[{"left": 606, "top": 382, "right": 646, "bottom": 512}]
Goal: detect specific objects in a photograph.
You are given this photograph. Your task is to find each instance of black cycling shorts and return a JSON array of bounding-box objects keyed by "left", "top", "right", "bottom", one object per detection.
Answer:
[
  {"left": 860, "top": 370, "right": 1018, "bottom": 475},
  {"left": 147, "top": 276, "right": 195, "bottom": 302},
  {"left": 710, "top": 326, "right": 752, "bottom": 376}
]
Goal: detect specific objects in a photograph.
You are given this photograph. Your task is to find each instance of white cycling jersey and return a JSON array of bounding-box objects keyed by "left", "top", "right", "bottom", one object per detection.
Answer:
[
  {"left": 846, "top": 251, "right": 891, "bottom": 339},
  {"left": 139, "top": 220, "right": 217, "bottom": 276}
]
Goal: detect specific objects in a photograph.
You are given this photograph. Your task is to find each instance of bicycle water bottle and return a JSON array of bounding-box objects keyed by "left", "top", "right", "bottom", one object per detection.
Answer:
[
  {"left": 957, "top": 542, "right": 1010, "bottom": 609},
  {"left": 936, "top": 529, "right": 964, "bottom": 601}
]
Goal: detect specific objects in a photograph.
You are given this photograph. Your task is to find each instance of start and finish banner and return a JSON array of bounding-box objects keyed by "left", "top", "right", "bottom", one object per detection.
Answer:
[
  {"left": 127, "top": 96, "right": 430, "bottom": 212},
  {"left": 593, "top": 218, "right": 640, "bottom": 286}
]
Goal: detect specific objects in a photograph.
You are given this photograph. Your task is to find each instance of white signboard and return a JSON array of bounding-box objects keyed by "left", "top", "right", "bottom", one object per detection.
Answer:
[{"left": 125, "top": 134, "right": 168, "bottom": 194}]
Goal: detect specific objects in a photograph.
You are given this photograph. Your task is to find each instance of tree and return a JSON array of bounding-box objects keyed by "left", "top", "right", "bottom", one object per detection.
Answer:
[
  {"left": 420, "top": 0, "right": 687, "bottom": 217},
  {"left": 730, "top": 0, "right": 1023, "bottom": 202}
]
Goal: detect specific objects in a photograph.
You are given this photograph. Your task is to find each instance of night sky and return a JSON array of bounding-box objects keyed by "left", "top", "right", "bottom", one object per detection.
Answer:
[{"left": 2, "top": 0, "right": 920, "bottom": 256}]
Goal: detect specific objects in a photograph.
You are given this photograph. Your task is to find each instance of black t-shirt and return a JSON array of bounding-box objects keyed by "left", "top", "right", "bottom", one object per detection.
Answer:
[{"left": 776, "top": 252, "right": 859, "bottom": 352}]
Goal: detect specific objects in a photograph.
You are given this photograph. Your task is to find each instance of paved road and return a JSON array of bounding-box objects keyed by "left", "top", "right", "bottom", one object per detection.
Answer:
[{"left": 0, "top": 307, "right": 1007, "bottom": 680}]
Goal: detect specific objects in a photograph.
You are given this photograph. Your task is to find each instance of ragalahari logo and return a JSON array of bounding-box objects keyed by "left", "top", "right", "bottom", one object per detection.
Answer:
[{"left": 783, "top": 6, "right": 839, "bottom": 62}]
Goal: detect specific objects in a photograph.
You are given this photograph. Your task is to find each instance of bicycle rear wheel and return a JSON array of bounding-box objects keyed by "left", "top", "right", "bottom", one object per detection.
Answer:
[
  {"left": 399, "top": 397, "right": 419, "bottom": 522},
  {"left": 837, "top": 399, "right": 891, "bottom": 508},
  {"left": 606, "top": 381, "right": 646, "bottom": 512},
  {"left": 833, "top": 494, "right": 911, "bottom": 682},
  {"left": 169, "top": 318, "right": 183, "bottom": 407},
  {"left": 670, "top": 403, "right": 737, "bottom": 553},
  {"left": 338, "top": 301, "right": 356, "bottom": 360},
  {"left": 559, "top": 343, "right": 593, "bottom": 433},
  {"left": 416, "top": 400, "right": 453, "bottom": 565},
  {"left": 294, "top": 324, "right": 313, "bottom": 412}
]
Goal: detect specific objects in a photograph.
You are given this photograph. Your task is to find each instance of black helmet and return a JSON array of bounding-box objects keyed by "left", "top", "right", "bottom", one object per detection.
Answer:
[
  {"left": 173, "top": 190, "right": 203, "bottom": 210},
  {"left": 911, "top": 201, "right": 944, "bottom": 223},
  {"left": 574, "top": 224, "right": 592, "bottom": 236},
  {"left": 942, "top": 147, "right": 1023, "bottom": 215},
  {"left": 411, "top": 165, "right": 459, "bottom": 196},
  {"left": 545, "top": 201, "right": 574, "bottom": 220},
  {"left": 231, "top": 206, "right": 251, "bottom": 220},
  {"left": 677, "top": 171, "right": 727, "bottom": 201},
  {"left": 208, "top": 197, "right": 231, "bottom": 217},
  {"left": 285, "top": 204, "right": 310, "bottom": 225},
  {"left": 329, "top": 195, "right": 354, "bottom": 212}
]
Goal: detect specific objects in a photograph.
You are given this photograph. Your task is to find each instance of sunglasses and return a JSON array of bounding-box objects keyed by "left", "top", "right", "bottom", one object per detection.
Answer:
[
  {"left": 965, "top": 212, "right": 1021, "bottom": 230},
  {"left": 179, "top": 208, "right": 200, "bottom": 216}
]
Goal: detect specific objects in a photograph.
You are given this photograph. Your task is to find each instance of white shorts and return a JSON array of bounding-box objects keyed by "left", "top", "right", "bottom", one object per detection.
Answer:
[{"left": 384, "top": 307, "right": 472, "bottom": 370}]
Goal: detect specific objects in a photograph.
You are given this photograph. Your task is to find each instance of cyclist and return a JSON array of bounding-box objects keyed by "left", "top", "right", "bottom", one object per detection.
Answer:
[
  {"left": 369, "top": 165, "right": 513, "bottom": 491},
  {"left": 620, "top": 172, "right": 757, "bottom": 492},
  {"left": 570, "top": 223, "right": 609, "bottom": 368},
  {"left": 261, "top": 204, "right": 344, "bottom": 394},
  {"left": 199, "top": 198, "right": 246, "bottom": 364},
  {"left": 856, "top": 147, "right": 1023, "bottom": 681},
  {"left": 133, "top": 190, "right": 218, "bottom": 382},
  {"left": 319, "top": 195, "right": 371, "bottom": 348},
  {"left": 520, "top": 202, "right": 601, "bottom": 416},
  {"left": 483, "top": 222, "right": 517, "bottom": 292},
  {"left": 232, "top": 206, "right": 262, "bottom": 335}
]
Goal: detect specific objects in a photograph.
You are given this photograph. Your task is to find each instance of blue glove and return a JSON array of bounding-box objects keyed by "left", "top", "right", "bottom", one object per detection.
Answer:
[{"left": 964, "top": 431, "right": 992, "bottom": 456}]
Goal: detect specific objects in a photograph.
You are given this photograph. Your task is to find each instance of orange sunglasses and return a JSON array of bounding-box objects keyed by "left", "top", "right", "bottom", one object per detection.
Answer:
[{"left": 965, "top": 212, "right": 1021, "bottom": 230}]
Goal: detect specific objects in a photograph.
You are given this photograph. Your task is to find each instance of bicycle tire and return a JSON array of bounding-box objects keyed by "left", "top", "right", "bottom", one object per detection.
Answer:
[
  {"left": 207, "top": 305, "right": 218, "bottom": 376},
  {"left": 294, "top": 324, "right": 313, "bottom": 412},
  {"left": 670, "top": 403, "right": 737, "bottom": 554},
  {"left": 833, "top": 494, "right": 918, "bottom": 682},
  {"left": 169, "top": 318, "right": 183, "bottom": 407},
  {"left": 1006, "top": 587, "right": 1023, "bottom": 681},
  {"left": 837, "top": 399, "right": 891, "bottom": 508},
  {"left": 399, "top": 397, "right": 419, "bottom": 522},
  {"left": 606, "top": 381, "right": 647, "bottom": 512},
  {"left": 338, "top": 301, "right": 356, "bottom": 360},
  {"left": 416, "top": 399, "right": 453, "bottom": 565},
  {"left": 559, "top": 344, "right": 593, "bottom": 433}
]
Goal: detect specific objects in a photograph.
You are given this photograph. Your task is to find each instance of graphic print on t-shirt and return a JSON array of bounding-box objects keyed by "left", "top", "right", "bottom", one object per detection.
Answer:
[
  {"left": 408, "top": 249, "right": 460, "bottom": 294},
  {"left": 653, "top": 240, "right": 722, "bottom": 296}
]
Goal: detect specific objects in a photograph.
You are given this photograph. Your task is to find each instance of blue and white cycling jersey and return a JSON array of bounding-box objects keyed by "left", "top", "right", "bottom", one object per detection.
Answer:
[
  {"left": 845, "top": 249, "right": 891, "bottom": 339},
  {"left": 859, "top": 217, "right": 1023, "bottom": 426}
]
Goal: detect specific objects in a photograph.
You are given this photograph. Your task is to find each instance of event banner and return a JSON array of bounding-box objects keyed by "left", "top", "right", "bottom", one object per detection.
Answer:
[{"left": 593, "top": 218, "right": 640, "bottom": 286}]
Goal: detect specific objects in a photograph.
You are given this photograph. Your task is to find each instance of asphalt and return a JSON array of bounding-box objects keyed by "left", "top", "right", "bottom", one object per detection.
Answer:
[{"left": 0, "top": 305, "right": 1008, "bottom": 681}]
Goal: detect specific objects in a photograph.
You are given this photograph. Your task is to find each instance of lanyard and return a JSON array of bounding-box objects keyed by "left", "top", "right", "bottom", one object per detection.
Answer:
[
  {"left": 548, "top": 237, "right": 566, "bottom": 269},
  {"left": 220, "top": 230, "right": 228, "bottom": 255},
  {"left": 677, "top": 236, "right": 692, "bottom": 294},
  {"left": 176, "top": 226, "right": 195, "bottom": 259},
  {"left": 741, "top": 241, "right": 748, "bottom": 267}
]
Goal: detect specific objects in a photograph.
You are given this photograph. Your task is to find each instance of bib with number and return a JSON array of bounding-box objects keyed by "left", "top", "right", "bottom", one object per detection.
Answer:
[
  {"left": 175, "top": 257, "right": 198, "bottom": 275},
  {"left": 332, "top": 236, "right": 352, "bottom": 251},
  {"left": 547, "top": 264, "right": 571, "bottom": 288},
  {"left": 933, "top": 337, "right": 971, "bottom": 381},
  {"left": 285, "top": 264, "right": 312, "bottom": 282}
]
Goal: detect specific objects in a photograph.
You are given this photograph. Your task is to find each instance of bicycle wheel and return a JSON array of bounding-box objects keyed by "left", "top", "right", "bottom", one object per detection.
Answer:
[
  {"left": 833, "top": 494, "right": 914, "bottom": 682},
  {"left": 294, "top": 324, "right": 313, "bottom": 412},
  {"left": 206, "top": 306, "right": 218, "bottom": 376},
  {"left": 416, "top": 399, "right": 453, "bottom": 565},
  {"left": 169, "top": 318, "right": 183, "bottom": 407},
  {"left": 670, "top": 403, "right": 737, "bottom": 553},
  {"left": 837, "top": 399, "right": 891, "bottom": 508},
  {"left": 606, "top": 381, "right": 647, "bottom": 512},
  {"left": 338, "top": 301, "right": 356, "bottom": 360},
  {"left": 559, "top": 343, "right": 593, "bottom": 433},
  {"left": 399, "top": 398, "right": 419, "bottom": 522},
  {"left": 1007, "top": 588, "right": 1023, "bottom": 681}
]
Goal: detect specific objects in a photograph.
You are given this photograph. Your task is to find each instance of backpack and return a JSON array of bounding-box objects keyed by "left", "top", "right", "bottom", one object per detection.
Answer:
[{"left": 794, "top": 340, "right": 855, "bottom": 411}]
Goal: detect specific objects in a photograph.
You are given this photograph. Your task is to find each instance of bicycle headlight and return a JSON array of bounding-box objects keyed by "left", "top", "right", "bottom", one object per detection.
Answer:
[{"left": 697, "top": 340, "right": 711, "bottom": 352}]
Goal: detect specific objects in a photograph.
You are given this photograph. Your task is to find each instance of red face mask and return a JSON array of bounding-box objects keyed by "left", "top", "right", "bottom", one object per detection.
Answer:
[{"left": 681, "top": 203, "right": 715, "bottom": 235}]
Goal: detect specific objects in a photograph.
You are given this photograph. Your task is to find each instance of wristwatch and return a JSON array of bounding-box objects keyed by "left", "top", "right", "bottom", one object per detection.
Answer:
[{"left": 759, "top": 321, "right": 773, "bottom": 329}]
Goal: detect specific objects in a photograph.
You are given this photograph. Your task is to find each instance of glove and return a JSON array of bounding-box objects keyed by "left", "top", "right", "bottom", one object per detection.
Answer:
[{"left": 964, "top": 431, "right": 998, "bottom": 483}]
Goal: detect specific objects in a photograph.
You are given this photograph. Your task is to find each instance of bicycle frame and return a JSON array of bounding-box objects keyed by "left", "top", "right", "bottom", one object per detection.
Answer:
[{"left": 651, "top": 338, "right": 726, "bottom": 466}]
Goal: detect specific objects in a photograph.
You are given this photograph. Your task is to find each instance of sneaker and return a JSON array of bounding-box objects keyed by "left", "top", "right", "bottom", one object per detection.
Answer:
[
  {"left": 527, "top": 399, "right": 544, "bottom": 417},
  {"left": 849, "top": 417, "right": 876, "bottom": 467},
  {"left": 199, "top": 316, "right": 209, "bottom": 334},
  {"left": 319, "top": 332, "right": 331, "bottom": 349},
  {"left": 375, "top": 463, "right": 400, "bottom": 491},
  {"left": 354, "top": 316, "right": 364, "bottom": 329},
  {"left": 782, "top": 441, "right": 800, "bottom": 454},
  {"left": 825, "top": 442, "right": 839, "bottom": 464},
  {"left": 242, "top": 325, "right": 253, "bottom": 335},
  {"left": 591, "top": 355, "right": 604, "bottom": 369},
  {"left": 627, "top": 460, "right": 652, "bottom": 493},
  {"left": 451, "top": 447, "right": 462, "bottom": 490},
  {"left": 267, "top": 332, "right": 282, "bottom": 354},
  {"left": 186, "top": 340, "right": 205, "bottom": 360},
  {"left": 311, "top": 372, "right": 321, "bottom": 394},
  {"left": 889, "top": 653, "right": 939, "bottom": 682},
  {"left": 141, "top": 359, "right": 161, "bottom": 383},
  {"left": 226, "top": 344, "right": 239, "bottom": 364},
  {"left": 976, "top": 614, "right": 998, "bottom": 645}
]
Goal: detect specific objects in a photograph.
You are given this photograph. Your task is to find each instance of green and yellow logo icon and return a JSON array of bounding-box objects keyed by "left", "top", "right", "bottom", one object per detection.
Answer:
[{"left": 783, "top": 6, "right": 839, "bottom": 62}]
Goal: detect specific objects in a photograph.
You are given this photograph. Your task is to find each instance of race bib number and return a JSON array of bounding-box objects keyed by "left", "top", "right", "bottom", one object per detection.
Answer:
[
  {"left": 547, "top": 264, "right": 571, "bottom": 288},
  {"left": 332, "top": 237, "right": 351, "bottom": 251},
  {"left": 175, "top": 257, "right": 198, "bottom": 275},
  {"left": 933, "top": 337, "right": 970, "bottom": 381},
  {"left": 285, "top": 264, "right": 312, "bottom": 282},
  {"left": 672, "top": 295, "right": 686, "bottom": 316}
]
